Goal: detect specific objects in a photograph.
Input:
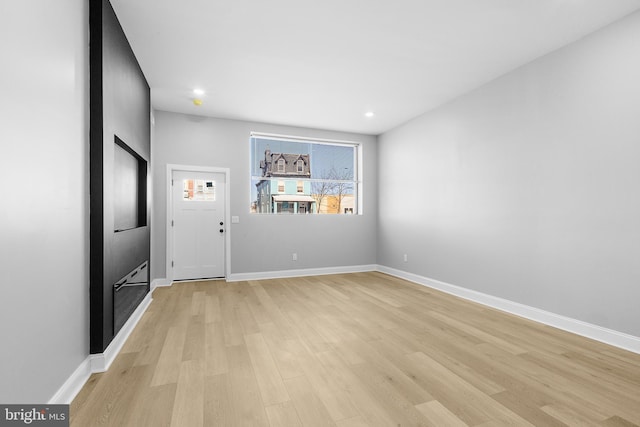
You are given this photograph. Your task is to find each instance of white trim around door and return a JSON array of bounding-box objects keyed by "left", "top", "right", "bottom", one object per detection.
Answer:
[{"left": 166, "top": 164, "right": 231, "bottom": 282}]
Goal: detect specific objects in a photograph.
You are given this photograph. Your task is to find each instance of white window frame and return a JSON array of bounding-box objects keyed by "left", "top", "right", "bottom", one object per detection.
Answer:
[{"left": 250, "top": 132, "right": 363, "bottom": 215}]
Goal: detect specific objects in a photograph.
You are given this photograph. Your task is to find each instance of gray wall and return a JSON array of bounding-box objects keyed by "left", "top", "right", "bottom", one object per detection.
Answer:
[
  {"left": 378, "top": 10, "right": 640, "bottom": 337},
  {"left": 151, "top": 112, "right": 378, "bottom": 280},
  {"left": 0, "top": 0, "right": 89, "bottom": 402}
]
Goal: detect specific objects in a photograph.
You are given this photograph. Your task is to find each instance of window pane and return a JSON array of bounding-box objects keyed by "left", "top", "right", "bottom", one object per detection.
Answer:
[
  {"left": 251, "top": 135, "right": 359, "bottom": 214},
  {"left": 183, "top": 179, "right": 215, "bottom": 201},
  {"left": 310, "top": 143, "right": 354, "bottom": 181},
  {"left": 251, "top": 137, "right": 311, "bottom": 177},
  {"left": 312, "top": 179, "right": 356, "bottom": 214}
]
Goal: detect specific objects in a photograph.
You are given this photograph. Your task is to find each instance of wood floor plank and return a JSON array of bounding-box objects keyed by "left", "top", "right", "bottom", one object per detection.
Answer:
[
  {"left": 296, "top": 349, "right": 361, "bottom": 422},
  {"left": 71, "top": 273, "right": 640, "bottom": 427},
  {"left": 204, "top": 321, "right": 228, "bottom": 376},
  {"left": 123, "top": 383, "right": 176, "bottom": 427},
  {"left": 332, "top": 338, "right": 434, "bottom": 405},
  {"left": 259, "top": 321, "right": 306, "bottom": 380},
  {"left": 236, "top": 299, "right": 261, "bottom": 335},
  {"left": 71, "top": 353, "right": 152, "bottom": 427},
  {"left": 131, "top": 326, "right": 169, "bottom": 369},
  {"left": 220, "top": 293, "right": 245, "bottom": 347},
  {"left": 244, "top": 284, "right": 273, "bottom": 325},
  {"left": 150, "top": 324, "right": 188, "bottom": 387},
  {"left": 541, "top": 403, "right": 605, "bottom": 427},
  {"left": 170, "top": 359, "right": 204, "bottom": 427},
  {"left": 190, "top": 290, "right": 206, "bottom": 316},
  {"left": 520, "top": 350, "right": 640, "bottom": 421},
  {"left": 563, "top": 350, "right": 640, "bottom": 385},
  {"left": 265, "top": 401, "right": 303, "bottom": 427},
  {"left": 252, "top": 283, "right": 298, "bottom": 339},
  {"left": 599, "top": 416, "right": 640, "bottom": 427},
  {"left": 379, "top": 327, "right": 507, "bottom": 397},
  {"left": 284, "top": 309, "right": 334, "bottom": 354},
  {"left": 204, "top": 294, "right": 222, "bottom": 324},
  {"left": 349, "top": 361, "right": 431, "bottom": 426},
  {"left": 428, "top": 310, "right": 527, "bottom": 355},
  {"left": 226, "top": 344, "right": 271, "bottom": 426},
  {"left": 334, "top": 415, "right": 370, "bottom": 427},
  {"left": 354, "top": 284, "right": 404, "bottom": 308},
  {"left": 406, "top": 351, "right": 536, "bottom": 426},
  {"left": 119, "top": 309, "right": 154, "bottom": 354},
  {"left": 315, "top": 307, "right": 360, "bottom": 342},
  {"left": 203, "top": 374, "right": 230, "bottom": 426},
  {"left": 338, "top": 298, "right": 402, "bottom": 331},
  {"left": 182, "top": 313, "right": 205, "bottom": 361},
  {"left": 474, "top": 342, "right": 613, "bottom": 421},
  {"left": 284, "top": 375, "right": 336, "bottom": 427},
  {"left": 489, "top": 390, "right": 568, "bottom": 427},
  {"left": 415, "top": 400, "right": 469, "bottom": 427},
  {"left": 244, "top": 332, "right": 290, "bottom": 406}
]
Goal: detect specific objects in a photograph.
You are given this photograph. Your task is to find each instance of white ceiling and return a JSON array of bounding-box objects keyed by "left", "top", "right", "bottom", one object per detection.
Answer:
[{"left": 111, "top": 0, "right": 640, "bottom": 135}]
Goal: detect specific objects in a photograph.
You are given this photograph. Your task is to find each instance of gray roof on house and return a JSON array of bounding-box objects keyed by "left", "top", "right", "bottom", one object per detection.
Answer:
[{"left": 260, "top": 151, "right": 311, "bottom": 177}]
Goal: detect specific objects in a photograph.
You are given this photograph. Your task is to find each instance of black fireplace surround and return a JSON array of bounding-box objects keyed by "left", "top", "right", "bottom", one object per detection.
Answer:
[
  {"left": 90, "top": 0, "right": 151, "bottom": 354},
  {"left": 113, "top": 261, "right": 149, "bottom": 334}
]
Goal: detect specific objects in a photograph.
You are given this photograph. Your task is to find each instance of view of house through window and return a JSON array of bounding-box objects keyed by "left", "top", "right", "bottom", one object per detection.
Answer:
[
  {"left": 182, "top": 179, "right": 216, "bottom": 201},
  {"left": 250, "top": 133, "right": 360, "bottom": 214}
]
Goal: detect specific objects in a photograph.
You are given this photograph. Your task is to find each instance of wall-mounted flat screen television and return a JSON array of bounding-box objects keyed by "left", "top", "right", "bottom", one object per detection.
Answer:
[{"left": 114, "top": 136, "right": 147, "bottom": 232}]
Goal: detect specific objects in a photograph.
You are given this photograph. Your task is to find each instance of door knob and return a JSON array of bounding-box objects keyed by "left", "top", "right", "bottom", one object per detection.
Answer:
[
  {"left": 219, "top": 221, "right": 224, "bottom": 226},
  {"left": 219, "top": 229, "right": 224, "bottom": 233}
]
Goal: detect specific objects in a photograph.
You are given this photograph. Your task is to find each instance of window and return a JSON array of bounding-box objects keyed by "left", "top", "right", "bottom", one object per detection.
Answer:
[
  {"left": 182, "top": 179, "right": 215, "bottom": 201},
  {"left": 251, "top": 133, "right": 361, "bottom": 214}
]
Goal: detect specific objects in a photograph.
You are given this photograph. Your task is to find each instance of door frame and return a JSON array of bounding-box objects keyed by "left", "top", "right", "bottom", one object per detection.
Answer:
[{"left": 166, "top": 164, "right": 231, "bottom": 282}]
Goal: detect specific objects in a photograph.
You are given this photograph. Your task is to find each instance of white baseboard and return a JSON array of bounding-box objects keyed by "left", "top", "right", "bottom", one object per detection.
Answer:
[
  {"left": 90, "top": 292, "right": 153, "bottom": 373},
  {"left": 48, "top": 357, "right": 92, "bottom": 404},
  {"left": 227, "top": 264, "right": 377, "bottom": 282},
  {"left": 48, "top": 292, "right": 153, "bottom": 404},
  {"left": 151, "top": 277, "right": 172, "bottom": 291},
  {"left": 376, "top": 265, "right": 640, "bottom": 355}
]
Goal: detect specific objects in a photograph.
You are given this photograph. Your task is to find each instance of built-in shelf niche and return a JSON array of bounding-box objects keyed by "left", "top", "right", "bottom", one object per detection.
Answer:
[{"left": 114, "top": 135, "right": 147, "bottom": 232}]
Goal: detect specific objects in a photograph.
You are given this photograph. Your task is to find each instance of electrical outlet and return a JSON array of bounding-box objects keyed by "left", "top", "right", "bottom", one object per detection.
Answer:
[
  {"left": 292, "top": 253, "right": 298, "bottom": 261},
  {"left": 403, "top": 253, "right": 408, "bottom": 262}
]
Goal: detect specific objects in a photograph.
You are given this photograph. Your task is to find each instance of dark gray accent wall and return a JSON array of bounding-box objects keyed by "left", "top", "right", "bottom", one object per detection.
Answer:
[{"left": 90, "top": 0, "right": 150, "bottom": 353}]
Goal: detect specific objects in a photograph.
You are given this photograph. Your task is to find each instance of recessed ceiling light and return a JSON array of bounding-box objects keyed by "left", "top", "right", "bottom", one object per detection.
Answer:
[
  {"left": 365, "top": 111, "right": 374, "bottom": 118},
  {"left": 193, "top": 88, "right": 205, "bottom": 96}
]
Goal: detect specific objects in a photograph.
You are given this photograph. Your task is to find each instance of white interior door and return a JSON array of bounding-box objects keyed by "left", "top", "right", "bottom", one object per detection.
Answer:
[{"left": 172, "top": 170, "right": 226, "bottom": 280}]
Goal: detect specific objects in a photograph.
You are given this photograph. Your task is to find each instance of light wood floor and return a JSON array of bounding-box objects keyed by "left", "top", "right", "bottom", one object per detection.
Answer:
[{"left": 71, "top": 272, "right": 640, "bottom": 426}]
